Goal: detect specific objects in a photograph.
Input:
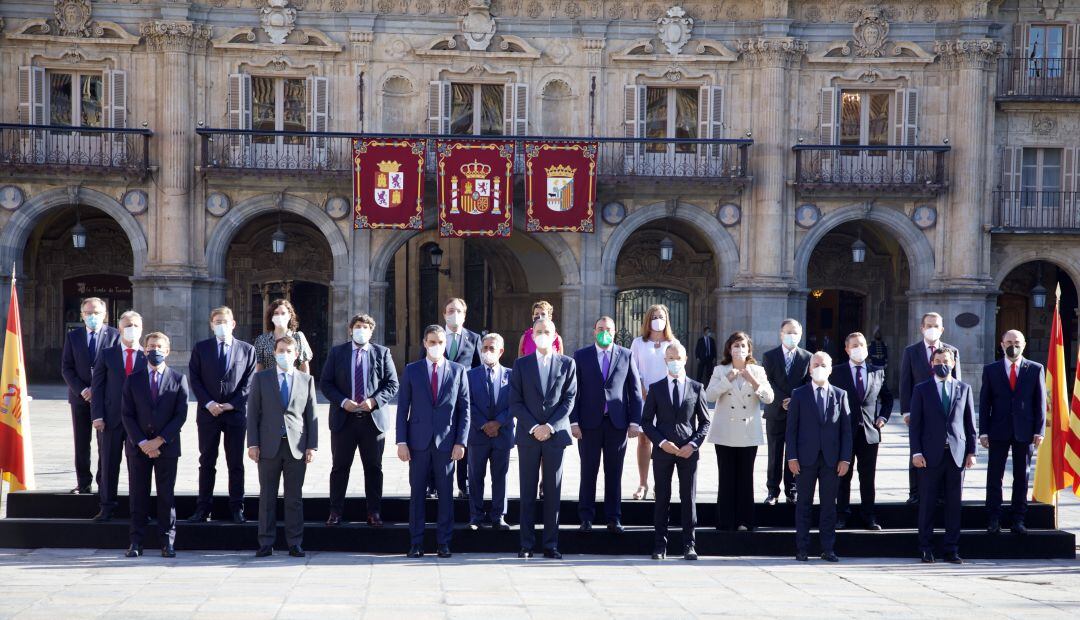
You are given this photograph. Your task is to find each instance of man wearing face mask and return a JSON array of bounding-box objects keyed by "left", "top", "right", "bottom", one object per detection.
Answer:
[
  {"left": 321, "top": 314, "right": 399, "bottom": 527},
  {"left": 465, "top": 333, "right": 515, "bottom": 530},
  {"left": 695, "top": 327, "right": 717, "bottom": 383},
  {"left": 761, "top": 319, "right": 811, "bottom": 505},
  {"left": 121, "top": 332, "right": 189, "bottom": 558},
  {"left": 899, "top": 312, "right": 961, "bottom": 505},
  {"left": 980, "top": 330, "right": 1046, "bottom": 535},
  {"left": 830, "top": 332, "right": 893, "bottom": 530},
  {"left": 90, "top": 310, "right": 145, "bottom": 522},
  {"left": 62, "top": 297, "right": 120, "bottom": 495},
  {"left": 510, "top": 317, "right": 578, "bottom": 559},
  {"left": 571, "top": 316, "right": 644, "bottom": 533},
  {"left": 910, "top": 348, "right": 976, "bottom": 564},
  {"left": 786, "top": 352, "right": 852, "bottom": 563},
  {"left": 187, "top": 307, "right": 257, "bottom": 524},
  {"left": 436, "top": 298, "right": 481, "bottom": 498}
]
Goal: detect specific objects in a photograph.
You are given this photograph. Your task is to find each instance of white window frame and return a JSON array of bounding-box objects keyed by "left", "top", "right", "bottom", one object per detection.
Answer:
[
  {"left": 449, "top": 82, "right": 505, "bottom": 136},
  {"left": 45, "top": 70, "right": 106, "bottom": 128},
  {"left": 838, "top": 89, "right": 893, "bottom": 148}
]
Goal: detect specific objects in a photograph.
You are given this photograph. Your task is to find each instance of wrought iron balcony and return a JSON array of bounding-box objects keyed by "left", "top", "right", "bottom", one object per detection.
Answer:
[
  {"left": 197, "top": 128, "right": 752, "bottom": 184},
  {"left": 997, "top": 57, "right": 1080, "bottom": 101},
  {"left": 793, "top": 145, "right": 950, "bottom": 196},
  {"left": 0, "top": 123, "right": 152, "bottom": 179},
  {"left": 993, "top": 190, "right": 1080, "bottom": 232}
]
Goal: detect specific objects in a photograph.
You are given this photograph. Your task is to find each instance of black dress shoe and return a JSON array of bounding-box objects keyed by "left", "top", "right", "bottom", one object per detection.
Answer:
[
  {"left": 288, "top": 545, "right": 305, "bottom": 558},
  {"left": 836, "top": 517, "right": 848, "bottom": 530},
  {"left": 124, "top": 545, "right": 143, "bottom": 558},
  {"left": 518, "top": 548, "right": 533, "bottom": 558},
  {"left": 987, "top": 520, "right": 1001, "bottom": 534},
  {"left": 326, "top": 513, "right": 343, "bottom": 526},
  {"left": 255, "top": 546, "right": 273, "bottom": 558},
  {"left": 865, "top": 519, "right": 882, "bottom": 531},
  {"left": 579, "top": 521, "right": 593, "bottom": 532},
  {"left": 161, "top": 544, "right": 176, "bottom": 558},
  {"left": 407, "top": 545, "right": 424, "bottom": 558},
  {"left": 906, "top": 494, "right": 919, "bottom": 505},
  {"left": 683, "top": 545, "right": 698, "bottom": 561},
  {"left": 367, "top": 513, "right": 384, "bottom": 528},
  {"left": 457, "top": 490, "right": 469, "bottom": 499},
  {"left": 764, "top": 494, "right": 778, "bottom": 506},
  {"left": 921, "top": 551, "right": 935, "bottom": 563},
  {"left": 70, "top": 486, "right": 91, "bottom": 495},
  {"left": 1011, "top": 523, "right": 1028, "bottom": 535},
  {"left": 651, "top": 550, "right": 666, "bottom": 560},
  {"left": 426, "top": 488, "right": 437, "bottom": 498},
  {"left": 186, "top": 509, "right": 210, "bottom": 523},
  {"left": 795, "top": 552, "right": 808, "bottom": 562},
  {"left": 437, "top": 545, "right": 452, "bottom": 558},
  {"left": 820, "top": 551, "right": 839, "bottom": 562},
  {"left": 608, "top": 520, "right": 625, "bottom": 534},
  {"left": 543, "top": 548, "right": 562, "bottom": 559},
  {"left": 231, "top": 508, "right": 246, "bottom": 524},
  {"left": 785, "top": 493, "right": 796, "bottom": 504},
  {"left": 493, "top": 517, "right": 510, "bottom": 530},
  {"left": 92, "top": 509, "right": 113, "bottom": 523},
  {"left": 468, "top": 521, "right": 482, "bottom": 531},
  {"left": 943, "top": 552, "right": 963, "bottom": 564}
]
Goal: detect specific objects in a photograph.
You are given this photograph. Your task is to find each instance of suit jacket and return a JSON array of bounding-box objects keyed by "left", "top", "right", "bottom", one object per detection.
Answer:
[
  {"left": 395, "top": 359, "right": 470, "bottom": 452},
  {"left": 418, "top": 328, "right": 482, "bottom": 369},
  {"left": 979, "top": 358, "right": 1046, "bottom": 443},
  {"left": 569, "top": 345, "right": 643, "bottom": 431},
  {"left": 188, "top": 337, "right": 257, "bottom": 426},
  {"left": 899, "top": 340, "right": 961, "bottom": 414},
  {"left": 910, "top": 377, "right": 976, "bottom": 469},
  {"left": 704, "top": 364, "right": 773, "bottom": 446},
  {"left": 785, "top": 382, "right": 853, "bottom": 467},
  {"left": 91, "top": 343, "right": 145, "bottom": 429},
  {"left": 467, "top": 364, "right": 515, "bottom": 450},
  {"left": 761, "top": 345, "right": 811, "bottom": 422},
  {"left": 120, "top": 365, "right": 189, "bottom": 458},
  {"left": 642, "top": 376, "right": 711, "bottom": 449},
  {"left": 320, "top": 341, "right": 400, "bottom": 433},
  {"left": 509, "top": 353, "right": 578, "bottom": 448},
  {"left": 695, "top": 336, "right": 717, "bottom": 362},
  {"left": 247, "top": 368, "right": 318, "bottom": 460},
  {"left": 61, "top": 325, "right": 120, "bottom": 405},
  {"left": 830, "top": 361, "right": 895, "bottom": 444}
]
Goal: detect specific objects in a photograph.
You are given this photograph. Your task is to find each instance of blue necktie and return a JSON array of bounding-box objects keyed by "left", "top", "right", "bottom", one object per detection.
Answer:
[
  {"left": 218, "top": 341, "right": 228, "bottom": 377},
  {"left": 354, "top": 348, "right": 366, "bottom": 402},
  {"left": 88, "top": 331, "right": 97, "bottom": 358},
  {"left": 487, "top": 367, "right": 495, "bottom": 415},
  {"left": 150, "top": 370, "right": 159, "bottom": 403},
  {"left": 280, "top": 372, "right": 290, "bottom": 408},
  {"left": 817, "top": 387, "right": 826, "bottom": 423}
]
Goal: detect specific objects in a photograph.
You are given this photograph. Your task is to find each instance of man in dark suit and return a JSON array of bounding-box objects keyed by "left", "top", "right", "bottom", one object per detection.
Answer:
[
  {"left": 642, "top": 343, "right": 710, "bottom": 561},
  {"left": 899, "top": 312, "right": 961, "bottom": 504},
  {"left": 510, "top": 317, "right": 578, "bottom": 559},
  {"left": 187, "top": 306, "right": 257, "bottom": 524},
  {"left": 761, "top": 318, "right": 811, "bottom": 504},
  {"left": 466, "top": 333, "right": 514, "bottom": 530},
  {"left": 786, "top": 352, "right": 852, "bottom": 563},
  {"left": 694, "top": 327, "right": 717, "bottom": 383},
  {"left": 570, "top": 316, "right": 643, "bottom": 533},
  {"left": 980, "top": 330, "right": 1046, "bottom": 535},
  {"left": 441, "top": 298, "right": 481, "bottom": 498},
  {"left": 61, "top": 296, "right": 120, "bottom": 494},
  {"left": 321, "top": 313, "right": 399, "bottom": 527},
  {"left": 121, "top": 332, "right": 188, "bottom": 558},
  {"left": 397, "top": 325, "right": 470, "bottom": 558},
  {"left": 831, "top": 332, "right": 894, "bottom": 530},
  {"left": 90, "top": 310, "right": 144, "bottom": 522},
  {"left": 248, "top": 335, "right": 318, "bottom": 558},
  {"left": 910, "top": 347, "right": 976, "bottom": 564}
]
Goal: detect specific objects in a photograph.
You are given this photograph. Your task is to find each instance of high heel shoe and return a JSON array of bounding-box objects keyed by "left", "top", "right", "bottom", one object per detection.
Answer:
[{"left": 632, "top": 485, "right": 649, "bottom": 500}]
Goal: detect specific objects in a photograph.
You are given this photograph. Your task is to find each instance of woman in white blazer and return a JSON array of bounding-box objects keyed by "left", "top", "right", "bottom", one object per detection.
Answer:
[{"left": 705, "top": 331, "right": 774, "bottom": 531}]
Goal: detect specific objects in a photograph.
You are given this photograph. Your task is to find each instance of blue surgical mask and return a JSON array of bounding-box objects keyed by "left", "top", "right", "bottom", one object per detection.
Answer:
[
  {"left": 84, "top": 314, "right": 102, "bottom": 331},
  {"left": 666, "top": 360, "right": 685, "bottom": 375},
  {"left": 146, "top": 349, "right": 166, "bottom": 367},
  {"left": 782, "top": 333, "right": 800, "bottom": 348},
  {"left": 275, "top": 353, "right": 295, "bottom": 370}
]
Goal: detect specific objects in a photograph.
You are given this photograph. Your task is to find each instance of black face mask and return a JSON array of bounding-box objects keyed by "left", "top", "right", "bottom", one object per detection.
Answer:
[
  {"left": 1004, "top": 345, "right": 1021, "bottom": 359},
  {"left": 147, "top": 349, "right": 166, "bottom": 367},
  {"left": 932, "top": 363, "right": 951, "bottom": 379}
]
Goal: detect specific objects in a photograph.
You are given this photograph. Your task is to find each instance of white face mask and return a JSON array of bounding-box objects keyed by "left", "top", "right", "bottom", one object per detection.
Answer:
[
  {"left": 533, "top": 333, "right": 554, "bottom": 351},
  {"left": 650, "top": 318, "right": 666, "bottom": 333},
  {"left": 271, "top": 314, "right": 290, "bottom": 329},
  {"left": 811, "top": 366, "right": 831, "bottom": 384},
  {"left": 122, "top": 326, "right": 141, "bottom": 343},
  {"left": 923, "top": 327, "right": 942, "bottom": 343},
  {"left": 427, "top": 343, "right": 446, "bottom": 360},
  {"left": 352, "top": 328, "right": 371, "bottom": 346},
  {"left": 445, "top": 312, "right": 463, "bottom": 328},
  {"left": 848, "top": 346, "right": 868, "bottom": 363},
  {"left": 213, "top": 323, "right": 233, "bottom": 339},
  {"left": 666, "top": 359, "right": 685, "bottom": 376},
  {"left": 731, "top": 346, "right": 749, "bottom": 360},
  {"left": 274, "top": 353, "right": 295, "bottom": 370},
  {"left": 782, "top": 333, "right": 800, "bottom": 348},
  {"left": 480, "top": 350, "right": 499, "bottom": 366}
]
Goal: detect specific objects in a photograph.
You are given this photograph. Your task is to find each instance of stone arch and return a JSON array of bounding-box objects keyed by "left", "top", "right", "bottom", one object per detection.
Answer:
[
  {"left": 793, "top": 203, "right": 935, "bottom": 290},
  {"left": 600, "top": 201, "right": 739, "bottom": 288},
  {"left": 992, "top": 249, "right": 1080, "bottom": 295},
  {"left": 0, "top": 186, "right": 148, "bottom": 277}
]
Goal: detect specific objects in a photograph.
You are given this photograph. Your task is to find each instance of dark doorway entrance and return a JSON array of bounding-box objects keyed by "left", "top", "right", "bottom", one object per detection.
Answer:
[
  {"left": 806, "top": 289, "right": 866, "bottom": 362},
  {"left": 614, "top": 287, "right": 690, "bottom": 347}
]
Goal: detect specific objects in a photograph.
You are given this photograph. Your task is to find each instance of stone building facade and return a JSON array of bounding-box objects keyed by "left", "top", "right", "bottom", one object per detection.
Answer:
[{"left": 1, "top": 0, "right": 1078, "bottom": 394}]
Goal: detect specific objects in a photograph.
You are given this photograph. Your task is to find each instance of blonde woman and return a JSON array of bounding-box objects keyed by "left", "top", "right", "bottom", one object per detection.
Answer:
[
  {"left": 705, "top": 331, "right": 774, "bottom": 531},
  {"left": 629, "top": 304, "right": 679, "bottom": 500},
  {"left": 517, "top": 300, "right": 565, "bottom": 357}
]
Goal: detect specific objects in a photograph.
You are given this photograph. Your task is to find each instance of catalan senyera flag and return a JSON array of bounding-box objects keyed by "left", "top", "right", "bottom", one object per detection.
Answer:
[
  {"left": 1032, "top": 285, "right": 1078, "bottom": 503},
  {"left": 0, "top": 269, "right": 33, "bottom": 491}
]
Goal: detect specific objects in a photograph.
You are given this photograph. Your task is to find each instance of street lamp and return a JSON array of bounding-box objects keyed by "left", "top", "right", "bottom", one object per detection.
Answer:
[
  {"left": 1031, "top": 262, "right": 1048, "bottom": 308},
  {"left": 660, "top": 237, "right": 674, "bottom": 262},
  {"left": 429, "top": 245, "right": 451, "bottom": 276},
  {"left": 71, "top": 209, "right": 87, "bottom": 249},
  {"left": 851, "top": 238, "right": 867, "bottom": 263},
  {"left": 271, "top": 224, "right": 287, "bottom": 254}
]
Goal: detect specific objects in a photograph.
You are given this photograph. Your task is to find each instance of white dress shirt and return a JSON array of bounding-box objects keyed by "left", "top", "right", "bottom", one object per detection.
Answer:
[
  {"left": 529, "top": 351, "right": 556, "bottom": 436},
  {"left": 342, "top": 342, "right": 370, "bottom": 409},
  {"left": 630, "top": 337, "right": 677, "bottom": 392},
  {"left": 704, "top": 364, "right": 773, "bottom": 447}
]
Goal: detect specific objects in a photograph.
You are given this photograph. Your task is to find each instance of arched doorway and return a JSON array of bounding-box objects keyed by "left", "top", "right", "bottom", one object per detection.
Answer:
[{"left": 996, "top": 260, "right": 1078, "bottom": 374}]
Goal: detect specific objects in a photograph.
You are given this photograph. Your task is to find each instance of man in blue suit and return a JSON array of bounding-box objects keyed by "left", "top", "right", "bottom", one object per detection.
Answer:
[
  {"left": 440, "top": 298, "right": 480, "bottom": 498},
  {"left": 466, "top": 333, "right": 514, "bottom": 530},
  {"left": 911, "top": 347, "right": 976, "bottom": 564},
  {"left": 61, "top": 296, "right": 120, "bottom": 494},
  {"left": 187, "top": 306, "right": 257, "bottom": 524},
  {"left": 570, "top": 316, "right": 643, "bottom": 532},
  {"left": 786, "top": 352, "right": 852, "bottom": 563},
  {"left": 321, "top": 313, "right": 399, "bottom": 527},
  {"left": 90, "top": 310, "right": 144, "bottom": 522},
  {"left": 510, "top": 317, "right": 578, "bottom": 559},
  {"left": 121, "top": 332, "right": 189, "bottom": 558},
  {"left": 980, "top": 330, "right": 1046, "bottom": 535},
  {"left": 396, "top": 325, "right": 470, "bottom": 559}
]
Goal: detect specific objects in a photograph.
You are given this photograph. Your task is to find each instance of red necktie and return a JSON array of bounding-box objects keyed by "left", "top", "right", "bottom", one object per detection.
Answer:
[
  {"left": 1009, "top": 362, "right": 1017, "bottom": 391},
  {"left": 430, "top": 362, "right": 439, "bottom": 401},
  {"left": 124, "top": 349, "right": 134, "bottom": 376},
  {"left": 927, "top": 346, "right": 935, "bottom": 377}
]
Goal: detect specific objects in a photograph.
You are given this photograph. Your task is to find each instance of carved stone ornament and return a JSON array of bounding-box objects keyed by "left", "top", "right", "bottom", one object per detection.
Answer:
[
  {"left": 261, "top": 0, "right": 297, "bottom": 46},
  {"left": 851, "top": 7, "right": 890, "bottom": 58},
  {"left": 460, "top": 0, "right": 497, "bottom": 52},
  {"left": 657, "top": 6, "right": 693, "bottom": 56},
  {"left": 54, "top": 0, "right": 96, "bottom": 38},
  {"left": 141, "top": 20, "right": 213, "bottom": 53},
  {"left": 735, "top": 38, "right": 808, "bottom": 67},
  {"left": 933, "top": 39, "right": 1005, "bottom": 70}
]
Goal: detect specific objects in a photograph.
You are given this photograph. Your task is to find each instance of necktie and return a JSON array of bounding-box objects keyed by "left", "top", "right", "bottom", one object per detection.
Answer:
[
  {"left": 671, "top": 379, "right": 680, "bottom": 408},
  {"left": 1009, "top": 362, "right": 1018, "bottom": 391},
  {"left": 817, "top": 387, "right": 826, "bottom": 423},
  {"left": 855, "top": 365, "right": 865, "bottom": 403},
  {"left": 785, "top": 351, "right": 793, "bottom": 374},
  {"left": 354, "top": 348, "right": 366, "bottom": 402},
  {"left": 705, "top": 338, "right": 710, "bottom": 358},
  {"left": 125, "top": 348, "right": 134, "bottom": 376},
  {"left": 449, "top": 333, "right": 459, "bottom": 362},
  {"left": 940, "top": 381, "right": 950, "bottom": 413},
  {"left": 927, "top": 346, "right": 935, "bottom": 375},
  {"left": 601, "top": 350, "right": 611, "bottom": 413},
  {"left": 150, "top": 370, "right": 159, "bottom": 403},
  {"left": 280, "top": 372, "right": 290, "bottom": 407},
  {"left": 219, "top": 340, "right": 228, "bottom": 376},
  {"left": 88, "top": 331, "right": 97, "bottom": 358},
  {"left": 431, "top": 362, "right": 439, "bottom": 401},
  {"left": 487, "top": 367, "right": 495, "bottom": 413}
]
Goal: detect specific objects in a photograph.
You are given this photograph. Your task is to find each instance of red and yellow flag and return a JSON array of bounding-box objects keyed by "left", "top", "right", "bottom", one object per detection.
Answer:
[
  {"left": 1033, "top": 284, "right": 1078, "bottom": 503},
  {"left": 0, "top": 269, "right": 34, "bottom": 491}
]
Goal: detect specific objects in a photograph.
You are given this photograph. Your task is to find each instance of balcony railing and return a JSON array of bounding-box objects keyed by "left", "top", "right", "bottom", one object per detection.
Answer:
[
  {"left": 197, "top": 128, "right": 752, "bottom": 183},
  {"left": 997, "top": 57, "right": 1080, "bottom": 101},
  {"left": 793, "top": 145, "right": 950, "bottom": 195},
  {"left": 0, "top": 123, "right": 152, "bottom": 179},
  {"left": 993, "top": 190, "right": 1080, "bottom": 232}
]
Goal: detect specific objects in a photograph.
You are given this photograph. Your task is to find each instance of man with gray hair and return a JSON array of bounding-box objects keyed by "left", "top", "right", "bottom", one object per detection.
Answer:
[{"left": 465, "top": 332, "right": 515, "bottom": 530}]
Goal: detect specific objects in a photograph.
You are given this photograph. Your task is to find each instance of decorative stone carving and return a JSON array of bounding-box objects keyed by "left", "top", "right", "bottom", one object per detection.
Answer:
[
  {"left": 602, "top": 202, "right": 626, "bottom": 225},
  {"left": 261, "top": 0, "right": 297, "bottom": 45},
  {"left": 735, "top": 37, "right": 807, "bottom": 67},
  {"left": 141, "top": 20, "right": 213, "bottom": 52},
  {"left": 851, "top": 7, "right": 890, "bottom": 58},
  {"left": 657, "top": 6, "right": 693, "bottom": 56},
  {"left": 54, "top": 0, "right": 96, "bottom": 38},
  {"left": 206, "top": 192, "right": 231, "bottom": 217},
  {"left": 796, "top": 203, "right": 821, "bottom": 228},
  {"left": 461, "top": 0, "right": 497, "bottom": 51},
  {"left": 912, "top": 205, "right": 937, "bottom": 229},
  {"left": 1032, "top": 115, "right": 1056, "bottom": 136},
  {"left": 547, "top": 40, "right": 571, "bottom": 65},
  {"left": 325, "top": 196, "right": 350, "bottom": 220},
  {"left": 122, "top": 190, "right": 148, "bottom": 215},
  {"left": 717, "top": 203, "right": 741, "bottom": 227},
  {"left": 933, "top": 39, "right": 1005, "bottom": 71},
  {"left": 0, "top": 186, "right": 25, "bottom": 211}
]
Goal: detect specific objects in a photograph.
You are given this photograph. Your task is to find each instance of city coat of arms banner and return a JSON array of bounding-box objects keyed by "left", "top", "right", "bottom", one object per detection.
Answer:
[
  {"left": 353, "top": 138, "right": 425, "bottom": 230},
  {"left": 524, "top": 141, "right": 597, "bottom": 233},
  {"left": 436, "top": 140, "right": 514, "bottom": 238}
]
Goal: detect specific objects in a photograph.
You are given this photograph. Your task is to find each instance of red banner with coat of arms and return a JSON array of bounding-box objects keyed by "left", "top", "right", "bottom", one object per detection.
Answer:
[
  {"left": 525, "top": 141, "right": 597, "bottom": 233},
  {"left": 436, "top": 140, "right": 514, "bottom": 238},
  {"left": 353, "top": 138, "right": 425, "bottom": 230}
]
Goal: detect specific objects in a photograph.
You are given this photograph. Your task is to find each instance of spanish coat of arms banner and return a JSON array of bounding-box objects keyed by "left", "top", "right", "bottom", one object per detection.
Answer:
[
  {"left": 436, "top": 140, "right": 514, "bottom": 238},
  {"left": 524, "top": 141, "right": 597, "bottom": 233},
  {"left": 353, "top": 138, "right": 425, "bottom": 230}
]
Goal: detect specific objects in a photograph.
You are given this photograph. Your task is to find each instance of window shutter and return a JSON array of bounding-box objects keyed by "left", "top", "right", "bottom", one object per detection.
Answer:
[
  {"left": 512, "top": 82, "right": 528, "bottom": 135},
  {"left": 697, "top": 86, "right": 723, "bottom": 161},
  {"left": 306, "top": 75, "right": 329, "bottom": 156},
  {"left": 428, "top": 81, "right": 450, "bottom": 134},
  {"left": 818, "top": 87, "right": 836, "bottom": 145},
  {"left": 623, "top": 85, "right": 645, "bottom": 170},
  {"left": 1064, "top": 147, "right": 1078, "bottom": 194},
  {"left": 1001, "top": 146, "right": 1024, "bottom": 227},
  {"left": 105, "top": 69, "right": 128, "bottom": 129},
  {"left": 893, "top": 88, "right": 918, "bottom": 145},
  {"left": 228, "top": 73, "right": 252, "bottom": 131},
  {"left": 18, "top": 66, "right": 46, "bottom": 125}
]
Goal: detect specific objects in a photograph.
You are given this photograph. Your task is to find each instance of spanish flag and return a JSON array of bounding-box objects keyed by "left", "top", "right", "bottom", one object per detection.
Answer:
[
  {"left": 1032, "top": 284, "right": 1079, "bottom": 504},
  {"left": 0, "top": 267, "right": 33, "bottom": 491}
]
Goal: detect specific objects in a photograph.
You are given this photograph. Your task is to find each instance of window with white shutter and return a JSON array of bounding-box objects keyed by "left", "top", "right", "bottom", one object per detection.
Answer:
[
  {"left": 227, "top": 73, "right": 252, "bottom": 156},
  {"left": 892, "top": 88, "right": 918, "bottom": 146},
  {"left": 18, "top": 66, "right": 46, "bottom": 125},
  {"left": 428, "top": 81, "right": 450, "bottom": 134},
  {"left": 1001, "top": 146, "right": 1024, "bottom": 226},
  {"left": 104, "top": 69, "right": 128, "bottom": 161},
  {"left": 818, "top": 87, "right": 837, "bottom": 145},
  {"left": 503, "top": 82, "right": 528, "bottom": 135},
  {"left": 307, "top": 75, "right": 328, "bottom": 154},
  {"left": 623, "top": 85, "right": 645, "bottom": 172},
  {"left": 697, "top": 85, "right": 723, "bottom": 161}
]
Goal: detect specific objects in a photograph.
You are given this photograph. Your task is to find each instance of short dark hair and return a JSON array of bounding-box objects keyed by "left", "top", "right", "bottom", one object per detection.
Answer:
[
  {"left": 781, "top": 318, "right": 802, "bottom": 331},
  {"left": 264, "top": 298, "right": 299, "bottom": 333},
  {"left": 845, "top": 332, "right": 866, "bottom": 346},
  {"left": 274, "top": 335, "right": 297, "bottom": 351},
  {"left": 594, "top": 315, "right": 614, "bottom": 328},
  {"left": 350, "top": 313, "right": 376, "bottom": 329},
  {"left": 424, "top": 324, "right": 446, "bottom": 340},
  {"left": 932, "top": 347, "right": 955, "bottom": 363}
]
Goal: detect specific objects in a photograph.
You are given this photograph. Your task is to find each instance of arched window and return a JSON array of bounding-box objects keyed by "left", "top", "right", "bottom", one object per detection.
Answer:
[
  {"left": 541, "top": 80, "right": 573, "bottom": 136},
  {"left": 381, "top": 76, "right": 413, "bottom": 133}
]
